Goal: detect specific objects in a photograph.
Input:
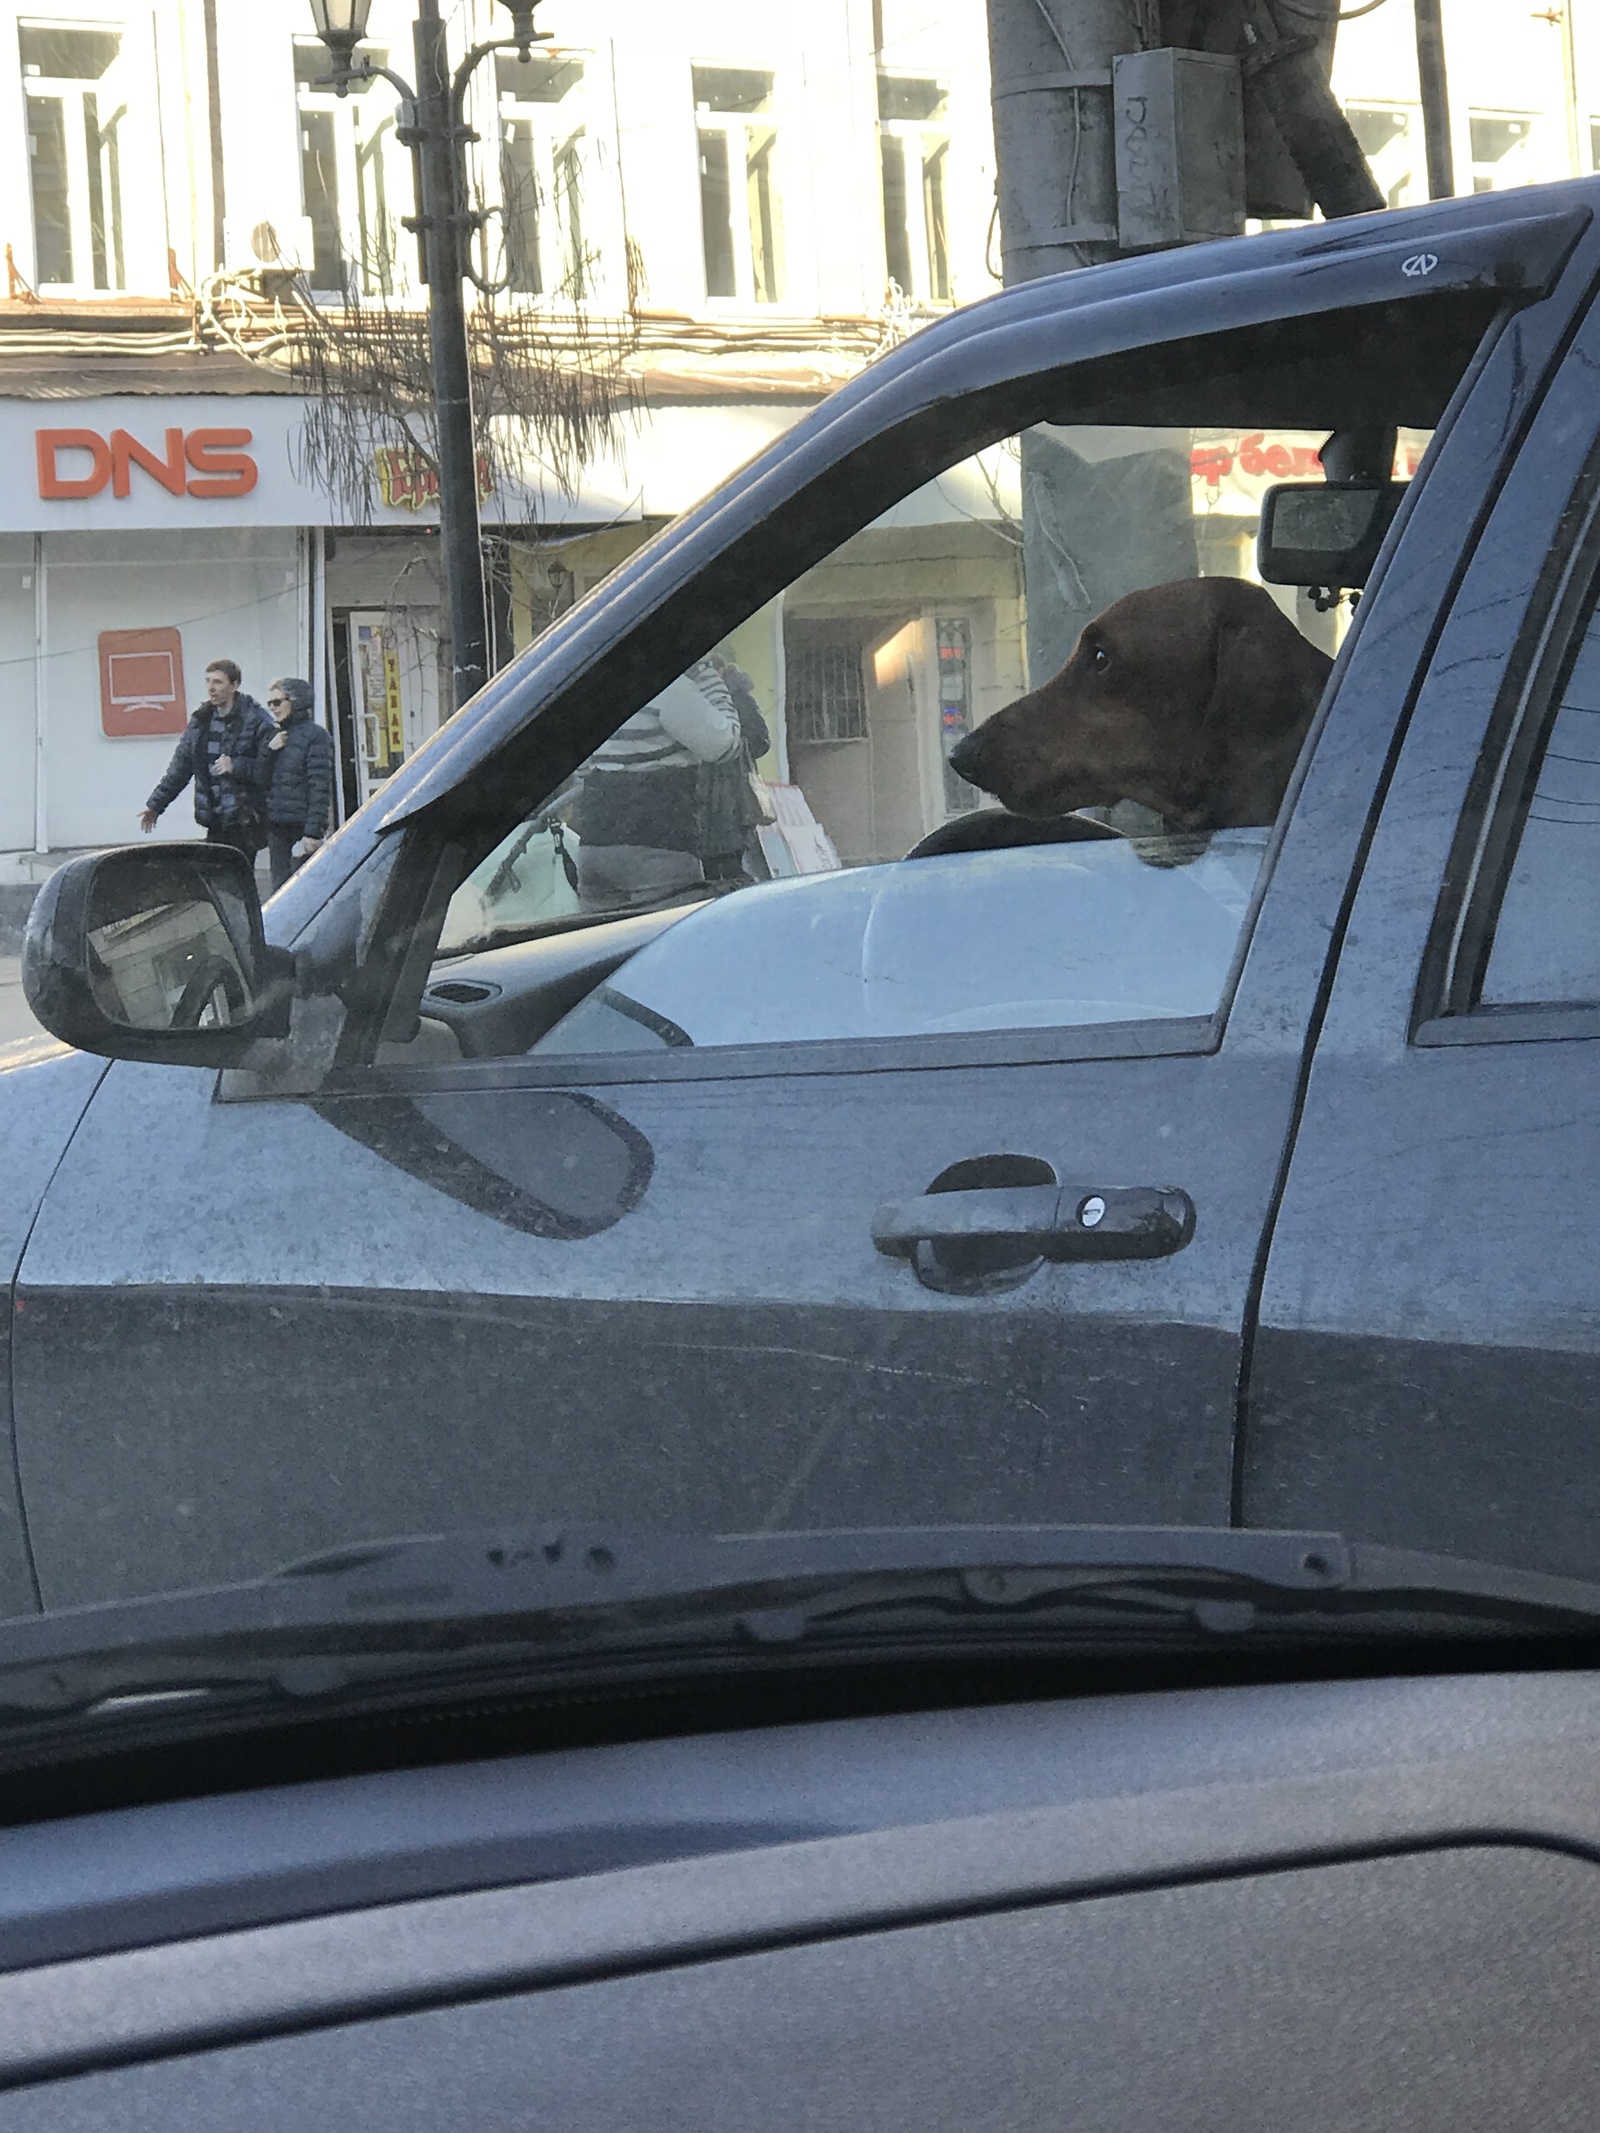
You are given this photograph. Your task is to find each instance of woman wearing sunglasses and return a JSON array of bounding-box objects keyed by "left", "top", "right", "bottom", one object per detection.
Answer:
[{"left": 261, "top": 678, "right": 335, "bottom": 892}]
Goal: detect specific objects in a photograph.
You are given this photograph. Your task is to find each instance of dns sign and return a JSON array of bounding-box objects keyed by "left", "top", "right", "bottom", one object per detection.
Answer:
[{"left": 36, "top": 426, "right": 258, "bottom": 501}]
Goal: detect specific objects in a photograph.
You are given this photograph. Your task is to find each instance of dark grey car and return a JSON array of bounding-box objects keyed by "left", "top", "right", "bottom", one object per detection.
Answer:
[{"left": 11, "top": 179, "right": 1600, "bottom": 1613}]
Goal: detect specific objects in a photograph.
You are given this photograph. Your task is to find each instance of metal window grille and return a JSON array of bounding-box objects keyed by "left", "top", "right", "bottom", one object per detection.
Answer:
[{"left": 786, "top": 637, "right": 868, "bottom": 742}]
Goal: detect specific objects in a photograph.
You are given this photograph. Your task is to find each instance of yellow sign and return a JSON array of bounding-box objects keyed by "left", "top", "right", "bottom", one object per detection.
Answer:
[
  {"left": 383, "top": 646, "right": 404, "bottom": 756},
  {"left": 374, "top": 446, "right": 494, "bottom": 512}
]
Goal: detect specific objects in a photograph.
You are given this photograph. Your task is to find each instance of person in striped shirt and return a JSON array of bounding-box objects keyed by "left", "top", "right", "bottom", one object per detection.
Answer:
[{"left": 570, "top": 658, "right": 745, "bottom": 914}]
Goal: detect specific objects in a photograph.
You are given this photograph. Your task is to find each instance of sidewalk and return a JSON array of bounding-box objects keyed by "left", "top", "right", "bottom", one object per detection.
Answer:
[{"left": 0, "top": 959, "right": 43, "bottom": 1045}]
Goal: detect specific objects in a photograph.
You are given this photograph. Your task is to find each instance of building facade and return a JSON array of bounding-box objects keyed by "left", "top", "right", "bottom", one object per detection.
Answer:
[
  {"left": 0, "top": 0, "right": 1595, "bottom": 894},
  {"left": 0, "top": 0, "right": 997, "bottom": 881}
]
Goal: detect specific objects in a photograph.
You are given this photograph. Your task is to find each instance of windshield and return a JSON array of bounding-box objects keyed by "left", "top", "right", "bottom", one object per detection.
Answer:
[{"left": 3, "top": 0, "right": 1594, "bottom": 1710}]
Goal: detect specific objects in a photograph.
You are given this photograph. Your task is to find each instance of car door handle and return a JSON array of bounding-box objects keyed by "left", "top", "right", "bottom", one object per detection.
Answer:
[{"left": 872, "top": 1182, "right": 1195, "bottom": 1263}]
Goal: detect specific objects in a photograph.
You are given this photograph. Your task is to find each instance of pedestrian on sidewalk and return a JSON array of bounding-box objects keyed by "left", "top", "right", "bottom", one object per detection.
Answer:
[
  {"left": 139, "top": 659, "right": 274, "bottom": 862},
  {"left": 260, "top": 677, "right": 334, "bottom": 892}
]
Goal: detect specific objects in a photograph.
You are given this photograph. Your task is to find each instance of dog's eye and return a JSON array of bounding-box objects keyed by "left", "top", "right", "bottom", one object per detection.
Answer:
[{"left": 1089, "top": 643, "right": 1111, "bottom": 673}]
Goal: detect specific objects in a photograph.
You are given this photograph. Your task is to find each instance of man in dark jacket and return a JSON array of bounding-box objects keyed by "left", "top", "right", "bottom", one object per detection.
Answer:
[
  {"left": 139, "top": 659, "right": 275, "bottom": 860},
  {"left": 260, "top": 677, "right": 335, "bottom": 891}
]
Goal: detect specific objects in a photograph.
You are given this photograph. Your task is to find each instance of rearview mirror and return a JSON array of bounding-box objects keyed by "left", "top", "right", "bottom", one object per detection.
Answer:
[
  {"left": 1256, "top": 480, "right": 1406, "bottom": 592},
  {"left": 22, "top": 844, "right": 295, "bottom": 1064}
]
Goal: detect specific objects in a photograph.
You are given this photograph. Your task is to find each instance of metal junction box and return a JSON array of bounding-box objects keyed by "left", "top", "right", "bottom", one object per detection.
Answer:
[{"left": 1113, "top": 48, "right": 1246, "bottom": 251}]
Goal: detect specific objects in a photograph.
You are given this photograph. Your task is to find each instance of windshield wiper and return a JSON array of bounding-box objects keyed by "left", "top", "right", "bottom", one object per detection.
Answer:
[{"left": 0, "top": 1523, "right": 1598, "bottom": 1731}]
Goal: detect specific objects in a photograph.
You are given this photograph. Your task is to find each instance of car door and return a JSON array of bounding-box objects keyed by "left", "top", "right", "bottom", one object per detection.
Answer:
[
  {"left": 11, "top": 204, "right": 1591, "bottom": 1611},
  {"left": 1241, "top": 277, "right": 1600, "bottom": 1583}
]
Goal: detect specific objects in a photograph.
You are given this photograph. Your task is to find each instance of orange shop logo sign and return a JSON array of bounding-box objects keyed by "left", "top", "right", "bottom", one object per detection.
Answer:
[
  {"left": 98, "top": 627, "right": 188, "bottom": 739},
  {"left": 36, "top": 426, "right": 258, "bottom": 501}
]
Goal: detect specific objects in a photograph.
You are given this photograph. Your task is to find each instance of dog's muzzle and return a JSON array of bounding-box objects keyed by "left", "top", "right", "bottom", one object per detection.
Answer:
[{"left": 947, "top": 730, "right": 987, "bottom": 787}]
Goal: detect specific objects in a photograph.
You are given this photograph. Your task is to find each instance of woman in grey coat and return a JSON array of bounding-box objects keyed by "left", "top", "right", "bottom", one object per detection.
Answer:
[{"left": 261, "top": 678, "right": 336, "bottom": 891}]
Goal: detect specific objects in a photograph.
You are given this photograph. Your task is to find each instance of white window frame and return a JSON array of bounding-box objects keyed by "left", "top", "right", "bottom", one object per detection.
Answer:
[
  {"left": 19, "top": 17, "right": 132, "bottom": 294},
  {"left": 1468, "top": 109, "right": 1539, "bottom": 195},
  {"left": 693, "top": 63, "right": 784, "bottom": 308},
  {"left": 878, "top": 77, "right": 951, "bottom": 309},
  {"left": 494, "top": 50, "right": 590, "bottom": 301},
  {"left": 293, "top": 40, "right": 401, "bottom": 297}
]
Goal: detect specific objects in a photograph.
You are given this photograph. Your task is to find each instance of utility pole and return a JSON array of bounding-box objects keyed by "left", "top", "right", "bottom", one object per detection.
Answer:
[
  {"left": 411, "top": 0, "right": 489, "bottom": 708},
  {"left": 985, "top": 0, "right": 1381, "bottom": 680},
  {"left": 988, "top": 0, "right": 1381, "bottom": 296},
  {"left": 987, "top": 0, "right": 1149, "bottom": 281},
  {"left": 308, "top": 0, "right": 541, "bottom": 710},
  {"left": 1413, "top": 0, "right": 1454, "bottom": 199},
  {"left": 984, "top": 0, "right": 1200, "bottom": 683}
]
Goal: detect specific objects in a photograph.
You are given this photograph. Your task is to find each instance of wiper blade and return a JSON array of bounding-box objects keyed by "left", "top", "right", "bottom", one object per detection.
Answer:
[{"left": 1, "top": 1524, "right": 1599, "bottom": 1731}]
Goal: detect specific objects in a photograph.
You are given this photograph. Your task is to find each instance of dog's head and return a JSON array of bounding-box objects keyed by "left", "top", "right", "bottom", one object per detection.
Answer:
[{"left": 948, "top": 576, "right": 1332, "bottom": 831}]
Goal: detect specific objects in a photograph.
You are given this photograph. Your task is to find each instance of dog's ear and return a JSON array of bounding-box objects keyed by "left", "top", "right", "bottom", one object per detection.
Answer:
[
  {"left": 1167, "top": 583, "right": 1329, "bottom": 828},
  {"left": 1199, "top": 584, "right": 1318, "bottom": 743}
]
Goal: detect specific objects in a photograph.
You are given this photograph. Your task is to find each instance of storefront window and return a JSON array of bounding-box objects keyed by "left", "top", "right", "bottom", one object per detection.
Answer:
[
  {"left": 21, "top": 529, "right": 303, "bottom": 853},
  {"left": 0, "top": 538, "right": 37, "bottom": 855}
]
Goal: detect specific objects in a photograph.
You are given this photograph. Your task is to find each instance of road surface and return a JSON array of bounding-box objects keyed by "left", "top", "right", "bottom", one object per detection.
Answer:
[{"left": 0, "top": 959, "right": 43, "bottom": 1045}]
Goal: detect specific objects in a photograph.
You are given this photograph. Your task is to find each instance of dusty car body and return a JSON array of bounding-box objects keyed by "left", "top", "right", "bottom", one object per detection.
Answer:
[{"left": 9, "top": 178, "right": 1600, "bottom": 1615}]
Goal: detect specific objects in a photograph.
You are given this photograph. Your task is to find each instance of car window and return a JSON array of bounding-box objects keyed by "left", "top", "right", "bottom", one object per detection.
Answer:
[
  {"left": 535, "top": 833, "right": 1271, "bottom": 1054},
  {"left": 1479, "top": 581, "right": 1600, "bottom": 1007},
  {"left": 410, "top": 415, "right": 1386, "bottom": 1068}
]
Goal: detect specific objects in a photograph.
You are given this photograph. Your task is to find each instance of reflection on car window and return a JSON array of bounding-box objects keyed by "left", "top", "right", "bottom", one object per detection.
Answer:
[
  {"left": 535, "top": 833, "right": 1271, "bottom": 1054},
  {"left": 437, "top": 810, "right": 583, "bottom": 958},
  {"left": 418, "top": 418, "right": 1428, "bottom": 1065},
  {"left": 1482, "top": 594, "right": 1600, "bottom": 1007}
]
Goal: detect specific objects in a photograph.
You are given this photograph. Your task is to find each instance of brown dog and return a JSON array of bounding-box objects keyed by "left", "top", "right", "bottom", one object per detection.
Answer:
[{"left": 943, "top": 576, "right": 1331, "bottom": 836}]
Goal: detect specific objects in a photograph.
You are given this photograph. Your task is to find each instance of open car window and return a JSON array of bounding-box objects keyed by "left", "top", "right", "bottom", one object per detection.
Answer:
[
  {"left": 533, "top": 833, "right": 1271, "bottom": 1055},
  {"left": 247, "top": 288, "right": 1495, "bottom": 1090},
  {"left": 399, "top": 416, "right": 1428, "bottom": 1069}
]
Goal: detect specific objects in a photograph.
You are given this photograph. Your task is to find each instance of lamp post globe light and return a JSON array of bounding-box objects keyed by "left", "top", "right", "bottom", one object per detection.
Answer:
[
  {"left": 307, "top": 0, "right": 545, "bottom": 709},
  {"left": 306, "top": 0, "right": 374, "bottom": 72}
]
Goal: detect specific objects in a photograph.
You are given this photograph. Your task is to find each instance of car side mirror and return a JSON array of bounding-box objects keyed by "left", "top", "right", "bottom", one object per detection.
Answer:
[
  {"left": 22, "top": 843, "right": 296, "bottom": 1065},
  {"left": 1257, "top": 480, "right": 1406, "bottom": 593}
]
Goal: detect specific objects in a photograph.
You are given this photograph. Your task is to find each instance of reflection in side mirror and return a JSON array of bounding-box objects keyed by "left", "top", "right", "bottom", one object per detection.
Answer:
[
  {"left": 87, "top": 877, "right": 255, "bottom": 1033},
  {"left": 23, "top": 844, "right": 294, "bottom": 1064},
  {"left": 1256, "top": 481, "right": 1406, "bottom": 592}
]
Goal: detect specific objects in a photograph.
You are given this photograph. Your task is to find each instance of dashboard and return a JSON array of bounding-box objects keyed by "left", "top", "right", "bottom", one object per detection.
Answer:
[
  {"left": 1, "top": 1671, "right": 1598, "bottom": 2124},
  {"left": 420, "top": 902, "right": 704, "bottom": 1059}
]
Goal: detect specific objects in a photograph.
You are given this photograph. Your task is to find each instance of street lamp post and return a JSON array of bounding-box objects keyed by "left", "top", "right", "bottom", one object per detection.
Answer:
[{"left": 307, "top": 0, "right": 544, "bottom": 709}]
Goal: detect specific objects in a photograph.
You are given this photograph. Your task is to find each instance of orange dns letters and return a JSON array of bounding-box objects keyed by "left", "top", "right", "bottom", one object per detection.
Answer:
[{"left": 35, "top": 426, "right": 258, "bottom": 501}]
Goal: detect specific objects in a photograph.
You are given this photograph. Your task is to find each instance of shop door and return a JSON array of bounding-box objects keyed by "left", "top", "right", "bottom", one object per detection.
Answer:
[{"left": 345, "top": 610, "right": 430, "bottom": 808}]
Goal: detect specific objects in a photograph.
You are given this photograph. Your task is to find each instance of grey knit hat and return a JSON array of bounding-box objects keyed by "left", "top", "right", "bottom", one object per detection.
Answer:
[{"left": 270, "top": 676, "right": 315, "bottom": 714}]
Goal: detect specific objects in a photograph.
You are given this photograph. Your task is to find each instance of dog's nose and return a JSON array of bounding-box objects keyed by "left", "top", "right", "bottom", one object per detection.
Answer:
[{"left": 948, "top": 729, "right": 983, "bottom": 783}]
